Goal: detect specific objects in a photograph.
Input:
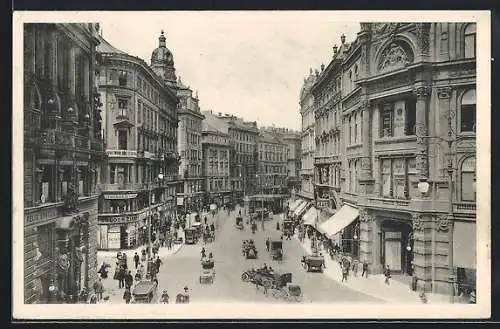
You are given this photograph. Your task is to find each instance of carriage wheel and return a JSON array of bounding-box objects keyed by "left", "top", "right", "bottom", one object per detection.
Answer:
[{"left": 241, "top": 272, "right": 249, "bottom": 282}]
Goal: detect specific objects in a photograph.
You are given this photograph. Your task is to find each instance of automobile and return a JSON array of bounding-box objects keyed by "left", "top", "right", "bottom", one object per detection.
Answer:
[
  {"left": 270, "top": 240, "right": 283, "bottom": 260},
  {"left": 184, "top": 228, "right": 198, "bottom": 244},
  {"left": 131, "top": 280, "right": 158, "bottom": 304}
]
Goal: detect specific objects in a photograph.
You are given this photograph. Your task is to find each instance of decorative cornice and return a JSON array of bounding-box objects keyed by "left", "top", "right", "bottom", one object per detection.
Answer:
[
  {"left": 413, "top": 85, "right": 431, "bottom": 100},
  {"left": 411, "top": 213, "right": 424, "bottom": 232},
  {"left": 359, "top": 207, "right": 374, "bottom": 222},
  {"left": 437, "top": 87, "right": 452, "bottom": 100}
]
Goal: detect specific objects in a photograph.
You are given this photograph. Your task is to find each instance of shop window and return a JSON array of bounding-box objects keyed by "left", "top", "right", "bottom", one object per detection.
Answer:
[
  {"left": 39, "top": 165, "right": 54, "bottom": 203},
  {"left": 381, "top": 159, "right": 392, "bottom": 197},
  {"left": 461, "top": 157, "right": 476, "bottom": 201},
  {"left": 405, "top": 99, "right": 416, "bottom": 135},
  {"left": 380, "top": 104, "right": 393, "bottom": 138},
  {"left": 118, "top": 130, "right": 128, "bottom": 150},
  {"left": 464, "top": 24, "right": 476, "bottom": 59},
  {"left": 37, "top": 224, "right": 54, "bottom": 259},
  {"left": 380, "top": 99, "right": 416, "bottom": 137},
  {"left": 118, "top": 71, "right": 128, "bottom": 86},
  {"left": 461, "top": 89, "right": 476, "bottom": 133}
]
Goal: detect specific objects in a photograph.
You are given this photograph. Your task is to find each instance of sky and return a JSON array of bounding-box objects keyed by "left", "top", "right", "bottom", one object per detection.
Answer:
[{"left": 98, "top": 12, "right": 360, "bottom": 130}]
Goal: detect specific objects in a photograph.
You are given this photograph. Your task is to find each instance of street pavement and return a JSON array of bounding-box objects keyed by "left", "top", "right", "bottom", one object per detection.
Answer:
[
  {"left": 97, "top": 207, "right": 383, "bottom": 304},
  {"left": 153, "top": 207, "right": 383, "bottom": 304}
]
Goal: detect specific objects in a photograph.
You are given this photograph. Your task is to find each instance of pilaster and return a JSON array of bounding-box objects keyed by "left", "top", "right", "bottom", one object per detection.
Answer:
[{"left": 413, "top": 85, "right": 431, "bottom": 182}]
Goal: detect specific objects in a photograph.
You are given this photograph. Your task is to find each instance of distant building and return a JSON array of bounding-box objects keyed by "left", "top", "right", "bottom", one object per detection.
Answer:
[
  {"left": 201, "top": 113, "right": 232, "bottom": 207},
  {"left": 96, "top": 30, "right": 179, "bottom": 250},
  {"left": 216, "top": 113, "right": 260, "bottom": 204},
  {"left": 260, "top": 126, "right": 302, "bottom": 193},
  {"left": 23, "top": 23, "right": 104, "bottom": 303},
  {"left": 176, "top": 78, "right": 205, "bottom": 214}
]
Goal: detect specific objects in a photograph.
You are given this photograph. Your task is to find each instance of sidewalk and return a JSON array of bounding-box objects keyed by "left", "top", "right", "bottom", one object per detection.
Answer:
[
  {"left": 95, "top": 228, "right": 185, "bottom": 304},
  {"left": 296, "top": 234, "right": 452, "bottom": 304}
]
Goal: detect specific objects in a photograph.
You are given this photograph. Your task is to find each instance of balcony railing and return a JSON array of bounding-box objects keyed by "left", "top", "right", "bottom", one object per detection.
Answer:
[
  {"left": 106, "top": 149, "right": 138, "bottom": 158},
  {"left": 453, "top": 202, "right": 476, "bottom": 216},
  {"left": 99, "top": 183, "right": 144, "bottom": 191},
  {"left": 367, "top": 196, "right": 410, "bottom": 209}
]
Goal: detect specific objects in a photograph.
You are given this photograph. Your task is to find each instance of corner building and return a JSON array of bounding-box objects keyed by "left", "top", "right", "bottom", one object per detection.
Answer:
[
  {"left": 306, "top": 23, "right": 477, "bottom": 295},
  {"left": 23, "top": 23, "right": 104, "bottom": 303},
  {"left": 96, "top": 31, "right": 179, "bottom": 250}
]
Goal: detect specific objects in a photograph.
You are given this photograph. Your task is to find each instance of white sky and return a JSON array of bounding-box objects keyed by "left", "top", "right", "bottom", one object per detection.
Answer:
[{"left": 98, "top": 12, "right": 360, "bottom": 130}]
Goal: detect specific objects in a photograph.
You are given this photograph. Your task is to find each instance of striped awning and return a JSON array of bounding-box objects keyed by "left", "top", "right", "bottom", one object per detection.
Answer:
[
  {"left": 302, "top": 207, "right": 318, "bottom": 226},
  {"left": 289, "top": 200, "right": 304, "bottom": 212},
  {"left": 319, "top": 204, "right": 359, "bottom": 238},
  {"left": 293, "top": 201, "right": 309, "bottom": 217}
]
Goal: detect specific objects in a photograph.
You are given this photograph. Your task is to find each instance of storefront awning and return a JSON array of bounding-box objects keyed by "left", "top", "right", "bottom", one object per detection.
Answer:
[
  {"left": 289, "top": 200, "right": 303, "bottom": 212},
  {"left": 319, "top": 204, "right": 359, "bottom": 238},
  {"left": 302, "top": 207, "right": 318, "bottom": 226},
  {"left": 453, "top": 221, "right": 476, "bottom": 269},
  {"left": 293, "top": 201, "right": 309, "bottom": 217}
]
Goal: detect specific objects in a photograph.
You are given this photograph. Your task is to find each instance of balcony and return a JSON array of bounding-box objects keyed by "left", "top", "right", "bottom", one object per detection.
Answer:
[
  {"left": 314, "top": 155, "right": 339, "bottom": 165},
  {"left": 453, "top": 202, "right": 476, "bottom": 216},
  {"left": 106, "top": 149, "right": 138, "bottom": 158},
  {"left": 367, "top": 196, "right": 410, "bottom": 211},
  {"left": 99, "top": 183, "right": 144, "bottom": 191}
]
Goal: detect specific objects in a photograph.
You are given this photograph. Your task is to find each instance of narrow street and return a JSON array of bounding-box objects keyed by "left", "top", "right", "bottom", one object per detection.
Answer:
[{"left": 154, "top": 207, "right": 384, "bottom": 304}]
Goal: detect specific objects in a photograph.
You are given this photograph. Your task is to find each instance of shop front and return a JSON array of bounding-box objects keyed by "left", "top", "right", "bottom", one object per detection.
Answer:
[
  {"left": 319, "top": 204, "right": 359, "bottom": 256},
  {"left": 453, "top": 219, "right": 476, "bottom": 299}
]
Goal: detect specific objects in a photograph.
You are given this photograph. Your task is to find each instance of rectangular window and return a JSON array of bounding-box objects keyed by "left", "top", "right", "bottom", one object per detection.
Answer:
[
  {"left": 464, "top": 34, "right": 476, "bottom": 59},
  {"left": 392, "top": 158, "right": 406, "bottom": 199},
  {"left": 118, "top": 99, "right": 128, "bottom": 117},
  {"left": 461, "top": 105, "right": 476, "bottom": 132},
  {"left": 381, "top": 159, "right": 392, "bottom": 197},
  {"left": 380, "top": 104, "right": 393, "bottom": 137},
  {"left": 461, "top": 172, "right": 475, "bottom": 201},
  {"left": 137, "top": 101, "right": 142, "bottom": 124},
  {"left": 405, "top": 99, "right": 416, "bottom": 135},
  {"left": 118, "top": 130, "right": 127, "bottom": 150}
]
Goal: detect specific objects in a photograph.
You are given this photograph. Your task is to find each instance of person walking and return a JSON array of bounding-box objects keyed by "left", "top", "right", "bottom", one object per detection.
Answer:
[
  {"left": 265, "top": 238, "right": 270, "bottom": 252},
  {"left": 341, "top": 264, "right": 349, "bottom": 283},
  {"left": 362, "top": 261, "right": 369, "bottom": 278},
  {"left": 93, "top": 278, "right": 104, "bottom": 301},
  {"left": 123, "top": 287, "right": 132, "bottom": 304},
  {"left": 384, "top": 265, "right": 391, "bottom": 285},
  {"left": 125, "top": 270, "right": 134, "bottom": 289},
  {"left": 352, "top": 259, "right": 359, "bottom": 277},
  {"left": 133, "top": 252, "right": 140, "bottom": 269},
  {"left": 155, "top": 256, "right": 163, "bottom": 272},
  {"left": 117, "top": 265, "right": 125, "bottom": 289}
]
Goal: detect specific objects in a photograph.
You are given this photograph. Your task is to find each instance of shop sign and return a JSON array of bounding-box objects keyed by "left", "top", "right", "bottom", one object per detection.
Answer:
[
  {"left": 104, "top": 194, "right": 138, "bottom": 200},
  {"left": 25, "top": 207, "right": 60, "bottom": 227},
  {"left": 385, "top": 231, "right": 402, "bottom": 240},
  {"left": 99, "top": 215, "right": 138, "bottom": 224},
  {"left": 177, "top": 197, "right": 184, "bottom": 206}
]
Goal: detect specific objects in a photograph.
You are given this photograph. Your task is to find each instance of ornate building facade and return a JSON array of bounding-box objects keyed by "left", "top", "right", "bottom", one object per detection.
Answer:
[
  {"left": 304, "top": 22, "right": 477, "bottom": 296},
  {"left": 201, "top": 116, "right": 232, "bottom": 206},
  {"left": 299, "top": 69, "right": 317, "bottom": 202},
  {"left": 96, "top": 31, "right": 179, "bottom": 250},
  {"left": 176, "top": 78, "right": 205, "bottom": 214},
  {"left": 23, "top": 23, "right": 104, "bottom": 303}
]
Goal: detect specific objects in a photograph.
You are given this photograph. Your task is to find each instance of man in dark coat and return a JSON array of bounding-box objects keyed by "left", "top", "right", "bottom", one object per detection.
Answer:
[
  {"left": 265, "top": 238, "right": 270, "bottom": 252},
  {"left": 123, "top": 287, "right": 132, "bottom": 304},
  {"left": 133, "top": 252, "right": 140, "bottom": 269},
  {"left": 155, "top": 256, "right": 162, "bottom": 272},
  {"left": 125, "top": 270, "right": 134, "bottom": 289}
]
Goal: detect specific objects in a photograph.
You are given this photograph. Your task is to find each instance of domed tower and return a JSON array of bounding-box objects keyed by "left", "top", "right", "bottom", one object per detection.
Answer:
[{"left": 151, "top": 30, "right": 177, "bottom": 87}]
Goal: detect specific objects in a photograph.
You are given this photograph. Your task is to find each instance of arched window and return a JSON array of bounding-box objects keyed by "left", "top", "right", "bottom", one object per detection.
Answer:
[
  {"left": 461, "top": 157, "right": 476, "bottom": 201},
  {"left": 461, "top": 89, "right": 476, "bottom": 132},
  {"left": 354, "top": 113, "right": 358, "bottom": 143},
  {"left": 464, "top": 24, "right": 476, "bottom": 59}
]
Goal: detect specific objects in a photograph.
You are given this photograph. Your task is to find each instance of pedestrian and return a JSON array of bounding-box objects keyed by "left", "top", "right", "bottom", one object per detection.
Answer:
[
  {"left": 123, "top": 287, "right": 132, "bottom": 304},
  {"left": 352, "top": 259, "right": 359, "bottom": 277},
  {"left": 341, "top": 264, "right": 349, "bottom": 283},
  {"left": 362, "top": 261, "right": 369, "bottom": 278},
  {"left": 133, "top": 252, "right": 140, "bottom": 269},
  {"left": 125, "top": 270, "right": 134, "bottom": 289},
  {"left": 155, "top": 256, "right": 162, "bottom": 271},
  {"left": 93, "top": 278, "right": 104, "bottom": 301},
  {"left": 204, "top": 217, "right": 207, "bottom": 225},
  {"left": 276, "top": 222, "right": 280, "bottom": 230},
  {"left": 117, "top": 265, "right": 125, "bottom": 289},
  {"left": 384, "top": 265, "right": 391, "bottom": 285},
  {"left": 265, "top": 238, "right": 270, "bottom": 252}
]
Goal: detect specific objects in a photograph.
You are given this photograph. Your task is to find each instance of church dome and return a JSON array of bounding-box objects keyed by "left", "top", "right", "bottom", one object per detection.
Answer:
[{"left": 151, "top": 30, "right": 174, "bottom": 66}]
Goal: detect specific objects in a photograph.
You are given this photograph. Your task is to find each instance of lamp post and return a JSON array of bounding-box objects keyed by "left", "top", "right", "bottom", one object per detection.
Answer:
[
  {"left": 147, "top": 164, "right": 164, "bottom": 277},
  {"left": 416, "top": 113, "right": 476, "bottom": 304}
]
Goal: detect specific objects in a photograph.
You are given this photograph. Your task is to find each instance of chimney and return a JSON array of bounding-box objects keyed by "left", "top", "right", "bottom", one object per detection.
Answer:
[{"left": 341, "top": 34, "right": 346, "bottom": 44}]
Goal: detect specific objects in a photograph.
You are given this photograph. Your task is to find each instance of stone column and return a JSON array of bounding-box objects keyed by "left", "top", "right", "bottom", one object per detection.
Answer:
[
  {"left": 414, "top": 85, "right": 431, "bottom": 182},
  {"left": 436, "top": 87, "right": 452, "bottom": 182},
  {"left": 359, "top": 207, "right": 381, "bottom": 273},
  {"left": 411, "top": 213, "right": 436, "bottom": 293},
  {"left": 359, "top": 101, "right": 374, "bottom": 195}
]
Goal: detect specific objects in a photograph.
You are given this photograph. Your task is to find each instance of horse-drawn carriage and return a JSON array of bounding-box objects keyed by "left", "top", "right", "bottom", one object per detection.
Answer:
[
  {"left": 203, "top": 230, "right": 215, "bottom": 243},
  {"left": 241, "top": 239, "right": 258, "bottom": 259},
  {"left": 241, "top": 269, "right": 302, "bottom": 302},
  {"left": 283, "top": 220, "right": 294, "bottom": 238},
  {"left": 184, "top": 228, "right": 198, "bottom": 244},
  {"left": 302, "top": 254, "right": 325, "bottom": 272},
  {"left": 270, "top": 240, "right": 283, "bottom": 261},
  {"left": 236, "top": 216, "right": 244, "bottom": 230},
  {"left": 131, "top": 280, "right": 158, "bottom": 304},
  {"left": 199, "top": 258, "right": 215, "bottom": 284},
  {"left": 252, "top": 208, "right": 269, "bottom": 221}
]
